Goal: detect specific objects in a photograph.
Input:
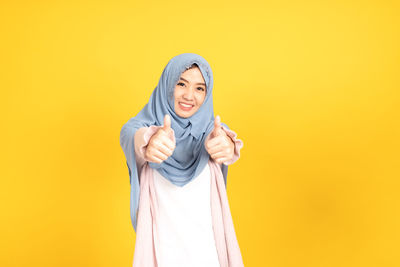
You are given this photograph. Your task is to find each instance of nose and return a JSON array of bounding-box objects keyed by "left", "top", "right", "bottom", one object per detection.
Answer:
[{"left": 182, "top": 86, "right": 194, "bottom": 100}]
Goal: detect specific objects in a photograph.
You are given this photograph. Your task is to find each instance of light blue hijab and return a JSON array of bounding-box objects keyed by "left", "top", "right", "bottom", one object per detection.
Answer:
[{"left": 120, "top": 53, "right": 230, "bottom": 231}]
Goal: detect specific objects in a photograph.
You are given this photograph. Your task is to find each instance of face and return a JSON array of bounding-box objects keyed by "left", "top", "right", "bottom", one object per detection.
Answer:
[{"left": 174, "top": 66, "right": 207, "bottom": 118}]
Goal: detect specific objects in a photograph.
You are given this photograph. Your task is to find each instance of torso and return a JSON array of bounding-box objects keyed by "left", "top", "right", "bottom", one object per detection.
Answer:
[{"left": 152, "top": 163, "right": 220, "bottom": 267}]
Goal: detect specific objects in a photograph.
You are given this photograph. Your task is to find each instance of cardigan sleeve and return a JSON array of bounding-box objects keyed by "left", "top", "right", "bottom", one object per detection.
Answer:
[
  {"left": 222, "top": 126, "right": 244, "bottom": 165},
  {"left": 205, "top": 126, "right": 244, "bottom": 166}
]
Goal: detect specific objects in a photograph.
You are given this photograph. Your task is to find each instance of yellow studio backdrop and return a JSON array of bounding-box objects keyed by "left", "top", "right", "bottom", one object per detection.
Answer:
[{"left": 1, "top": 0, "right": 399, "bottom": 266}]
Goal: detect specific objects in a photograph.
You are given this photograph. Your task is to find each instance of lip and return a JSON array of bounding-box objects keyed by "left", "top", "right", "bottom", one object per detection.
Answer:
[{"left": 179, "top": 102, "right": 194, "bottom": 111}]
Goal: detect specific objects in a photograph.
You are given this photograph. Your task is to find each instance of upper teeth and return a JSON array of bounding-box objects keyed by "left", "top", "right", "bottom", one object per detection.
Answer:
[{"left": 181, "top": 103, "right": 192, "bottom": 107}]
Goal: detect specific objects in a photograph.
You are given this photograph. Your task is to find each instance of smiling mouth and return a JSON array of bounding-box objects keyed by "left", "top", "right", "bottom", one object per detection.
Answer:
[{"left": 179, "top": 102, "right": 194, "bottom": 111}]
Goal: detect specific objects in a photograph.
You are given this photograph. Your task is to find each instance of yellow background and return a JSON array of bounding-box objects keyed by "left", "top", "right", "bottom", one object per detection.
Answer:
[{"left": 1, "top": 0, "right": 399, "bottom": 266}]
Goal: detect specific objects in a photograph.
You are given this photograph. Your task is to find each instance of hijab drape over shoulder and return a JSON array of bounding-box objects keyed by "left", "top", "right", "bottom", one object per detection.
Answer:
[{"left": 120, "top": 53, "right": 230, "bottom": 231}]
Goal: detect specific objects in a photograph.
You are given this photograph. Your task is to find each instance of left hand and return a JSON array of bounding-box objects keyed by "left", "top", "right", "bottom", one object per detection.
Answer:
[{"left": 205, "top": 115, "right": 235, "bottom": 164}]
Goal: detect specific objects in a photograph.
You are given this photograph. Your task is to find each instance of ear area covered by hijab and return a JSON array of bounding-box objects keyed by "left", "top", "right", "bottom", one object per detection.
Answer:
[{"left": 119, "top": 53, "right": 231, "bottom": 231}]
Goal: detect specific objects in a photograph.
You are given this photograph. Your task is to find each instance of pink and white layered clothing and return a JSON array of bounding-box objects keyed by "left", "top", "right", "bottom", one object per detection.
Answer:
[{"left": 131, "top": 125, "right": 244, "bottom": 267}]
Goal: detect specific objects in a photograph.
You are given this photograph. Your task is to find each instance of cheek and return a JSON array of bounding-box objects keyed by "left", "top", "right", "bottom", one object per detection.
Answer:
[
  {"left": 196, "top": 92, "right": 206, "bottom": 105},
  {"left": 173, "top": 87, "right": 180, "bottom": 102}
]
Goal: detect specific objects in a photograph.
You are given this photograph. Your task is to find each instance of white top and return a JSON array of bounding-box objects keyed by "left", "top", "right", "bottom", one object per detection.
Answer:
[{"left": 152, "top": 163, "right": 220, "bottom": 267}]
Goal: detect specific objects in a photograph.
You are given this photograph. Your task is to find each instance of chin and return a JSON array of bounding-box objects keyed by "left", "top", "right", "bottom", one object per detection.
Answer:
[
  {"left": 176, "top": 106, "right": 199, "bottom": 118},
  {"left": 177, "top": 110, "right": 196, "bottom": 118}
]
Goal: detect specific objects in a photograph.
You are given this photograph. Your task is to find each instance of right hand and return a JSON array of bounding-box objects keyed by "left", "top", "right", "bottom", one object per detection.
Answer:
[{"left": 145, "top": 114, "right": 176, "bottom": 163}]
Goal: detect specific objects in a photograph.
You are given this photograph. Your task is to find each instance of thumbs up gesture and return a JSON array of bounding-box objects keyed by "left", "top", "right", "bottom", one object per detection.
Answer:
[
  {"left": 205, "top": 115, "right": 235, "bottom": 164},
  {"left": 145, "top": 114, "right": 176, "bottom": 164}
]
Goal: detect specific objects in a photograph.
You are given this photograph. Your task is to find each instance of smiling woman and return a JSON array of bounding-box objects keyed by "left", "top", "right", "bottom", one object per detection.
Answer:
[
  {"left": 174, "top": 63, "right": 207, "bottom": 118},
  {"left": 120, "top": 53, "right": 244, "bottom": 267}
]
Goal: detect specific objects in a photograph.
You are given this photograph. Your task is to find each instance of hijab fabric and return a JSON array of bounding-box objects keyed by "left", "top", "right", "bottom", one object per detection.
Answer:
[{"left": 120, "top": 53, "right": 230, "bottom": 231}]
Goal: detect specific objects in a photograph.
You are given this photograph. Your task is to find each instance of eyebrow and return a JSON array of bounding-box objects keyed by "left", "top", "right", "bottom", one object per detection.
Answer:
[{"left": 179, "top": 77, "right": 206, "bottom": 86}]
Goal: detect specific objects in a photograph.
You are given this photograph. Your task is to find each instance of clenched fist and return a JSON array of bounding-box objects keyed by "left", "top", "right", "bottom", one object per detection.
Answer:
[
  {"left": 145, "top": 114, "right": 176, "bottom": 164},
  {"left": 205, "top": 115, "right": 234, "bottom": 164}
]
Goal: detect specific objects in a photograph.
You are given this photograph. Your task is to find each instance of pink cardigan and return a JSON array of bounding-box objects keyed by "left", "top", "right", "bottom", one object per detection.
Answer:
[{"left": 132, "top": 126, "right": 244, "bottom": 267}]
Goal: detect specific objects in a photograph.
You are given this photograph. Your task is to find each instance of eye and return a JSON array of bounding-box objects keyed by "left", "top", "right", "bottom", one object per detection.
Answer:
[
  {"left": 177, "top": 82, "right": 185, "bottom": 87},
  {"left": 197, "top": 87, "right": 205, "bottom": 91}
]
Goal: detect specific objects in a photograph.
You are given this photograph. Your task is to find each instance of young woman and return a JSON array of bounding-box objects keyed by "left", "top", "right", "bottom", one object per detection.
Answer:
[{"left": 120, "top": 53, "right": 244, "bottom": 267}]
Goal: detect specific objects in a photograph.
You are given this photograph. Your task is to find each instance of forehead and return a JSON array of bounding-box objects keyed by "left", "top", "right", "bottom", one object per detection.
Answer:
[{"left": 179, "top": 67, "right": 206, "bottom": 84}]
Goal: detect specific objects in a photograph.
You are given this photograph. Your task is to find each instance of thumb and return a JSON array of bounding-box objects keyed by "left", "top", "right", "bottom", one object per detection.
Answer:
[
  {"left": 212, "top": 115, "right": 223, "bottom": 137},
  {"left": 162, "top": 114, "right": 171, "bottom": 132}
]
